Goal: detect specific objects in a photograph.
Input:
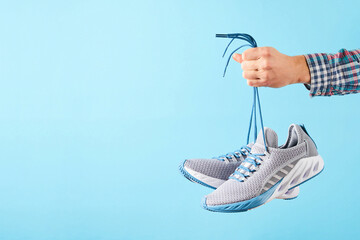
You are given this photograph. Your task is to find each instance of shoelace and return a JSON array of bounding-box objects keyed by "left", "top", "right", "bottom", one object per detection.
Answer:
[
  {"left": 229, "top": 88, "right": 267, "bottom": 181},
  {"left": 216, "top": 33, "right": 268, "bottom": 182},
  {"left": 213, "top": 145, "right": 251, "bottom": 163},
  {"left": 231, "top": 152, "right": 264, "bottom": 181}
]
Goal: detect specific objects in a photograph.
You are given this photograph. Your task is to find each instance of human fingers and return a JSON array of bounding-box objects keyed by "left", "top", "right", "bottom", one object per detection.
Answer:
[{"left": 232, "top": 53, "right": 243, "bottom": 63}]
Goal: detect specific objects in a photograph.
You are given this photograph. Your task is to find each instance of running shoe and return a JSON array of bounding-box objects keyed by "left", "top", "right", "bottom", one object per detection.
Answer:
[
  {"left": 179, "top": 144, "right": 300, "bottom": 200},
  {"left": 202, "top": 124, "right": 324, "bottom": 212}
]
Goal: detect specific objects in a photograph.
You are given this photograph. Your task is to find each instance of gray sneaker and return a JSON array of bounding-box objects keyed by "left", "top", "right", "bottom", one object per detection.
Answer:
[
  {"left": 179, "top": 144, "right": 300, "bottom": 200},
  {"left": 202, "top": 124, "right": 324, "bottom": 212}
]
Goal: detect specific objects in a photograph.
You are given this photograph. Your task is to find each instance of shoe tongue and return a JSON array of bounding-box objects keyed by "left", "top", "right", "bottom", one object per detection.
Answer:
[{"left": 255, "top": 127, "right": 278, "bottom": 148}]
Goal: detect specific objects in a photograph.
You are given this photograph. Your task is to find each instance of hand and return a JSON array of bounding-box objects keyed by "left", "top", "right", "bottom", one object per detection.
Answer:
[{"left": 232, "top": 47, "right": 311, "bottom": 88}]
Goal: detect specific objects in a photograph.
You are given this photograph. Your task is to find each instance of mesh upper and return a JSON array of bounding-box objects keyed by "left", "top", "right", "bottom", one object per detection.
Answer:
[{"left": 205, "top": 130, "right": 308, "bottom": 206}]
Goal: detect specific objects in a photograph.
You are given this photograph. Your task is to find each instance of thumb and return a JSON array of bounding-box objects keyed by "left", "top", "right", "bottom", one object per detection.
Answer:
[{"left": 232, "top": 53, "right": 243, "bottom": 63}]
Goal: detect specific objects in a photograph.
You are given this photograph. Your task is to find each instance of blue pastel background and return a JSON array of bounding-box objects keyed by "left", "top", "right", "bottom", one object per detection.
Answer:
[{"left": 0, "top": 0, "right": 359, "bottom": 239}]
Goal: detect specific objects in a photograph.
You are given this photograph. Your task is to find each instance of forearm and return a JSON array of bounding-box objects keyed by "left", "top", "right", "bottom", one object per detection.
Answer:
[{"left": 304, "top": 49, "right": 360, "bottom": 97}]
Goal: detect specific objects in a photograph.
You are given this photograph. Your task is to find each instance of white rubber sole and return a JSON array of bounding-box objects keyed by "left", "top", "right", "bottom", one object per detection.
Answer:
[
  {"left": 277, "top": 186, "right": 300, "bottom": 200},
  {"left": 266, "top": 155, "right": 324, "bottom": 204}
]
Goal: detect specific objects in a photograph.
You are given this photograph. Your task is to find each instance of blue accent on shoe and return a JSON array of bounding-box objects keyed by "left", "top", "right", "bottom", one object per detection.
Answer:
[
  {"left": 178, "top": 161, "right": 216, "bottom": 190},
  {"left": 288, "top": 166, "right": 324, "bottom": 190},
  {"left": 299, "top": 124, "right": 318, "bottom": 149},
  {"left": 202, "top": 180, "right": 282, "bottom": 212},
  {"left": 283, "top": 195, "right": 298, "bottom": 201}
]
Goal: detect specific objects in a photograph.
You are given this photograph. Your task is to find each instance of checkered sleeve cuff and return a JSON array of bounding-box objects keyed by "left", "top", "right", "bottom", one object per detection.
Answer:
[{"left": 304, "top": 53, "right": 333, "bottom": 97}]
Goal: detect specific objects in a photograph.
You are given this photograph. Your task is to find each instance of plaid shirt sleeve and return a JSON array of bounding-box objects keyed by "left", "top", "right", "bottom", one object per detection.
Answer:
[{"left": 304, "top": 48, "right": 360, "bottom": 97}]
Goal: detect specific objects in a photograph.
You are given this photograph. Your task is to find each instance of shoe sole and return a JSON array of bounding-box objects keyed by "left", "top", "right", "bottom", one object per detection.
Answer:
[{"left": 202, "top": 155, "right": 324, "bottom": 212}]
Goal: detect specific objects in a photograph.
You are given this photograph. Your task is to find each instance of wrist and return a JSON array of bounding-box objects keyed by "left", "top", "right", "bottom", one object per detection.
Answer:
[{"left": 292, "top": 55, "right": 311, "bottom": 84}]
